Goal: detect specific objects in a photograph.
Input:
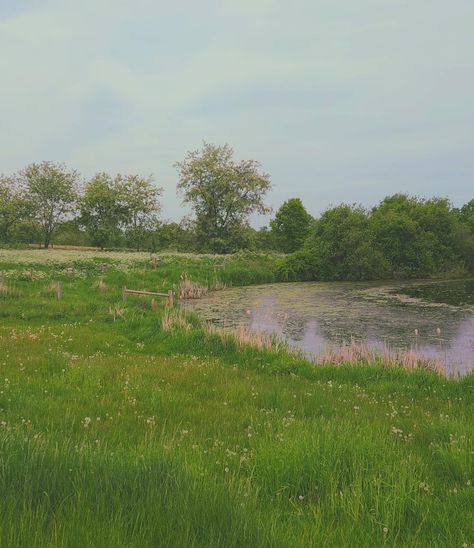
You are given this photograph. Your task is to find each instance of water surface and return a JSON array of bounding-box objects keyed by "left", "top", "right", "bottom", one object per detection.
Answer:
[{"left": 184, "top": 280, "right": 474, "bottom": 376}]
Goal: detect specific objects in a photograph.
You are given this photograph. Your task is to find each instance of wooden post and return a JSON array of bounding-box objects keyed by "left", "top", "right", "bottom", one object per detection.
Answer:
[
  {"left": 55, "top": 281, "right": 62, "bottom": 300},
  {"left": 151, "top": 298, "right": 158, "bottom": 311},
  {"left": 122, "top": 286, "right": 127, "bottom": 301},
  {"left": 167, "top": 290, "right": 174, "bottom": 307}
]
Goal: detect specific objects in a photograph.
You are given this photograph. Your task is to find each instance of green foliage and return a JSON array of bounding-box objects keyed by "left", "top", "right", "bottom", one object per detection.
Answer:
[
  {"left": 284, "top": 195, "right": 473, "bottom": 281},
  {"left": 270, "top": 198, "right": 312, "bottom": 253},
  {"left": 457, "top": 198, "right": 474, "bottom": 234},
  {"left": 284, "top": 204, "right": 389, "bottom": 280},
  {"left": 0, "top": 176, "right": 38, "bottom": 244},
  {"left": 175, "top": 142, "right": 272, "bottom": 253},
  {"left": 0, "top": 250, "right": 472, "bottom": 547},
  {"left": 116, "top": 174, "right": 163, "bottom": 250},
  {"left": 253, "top": 226, "right": 275, "bottom": 251},
  {"left": 371, "top": 194, "right": 460, "bottom": 277},
  {"left": 80, "top": 173, "right": 125, "bottom": 249},
  {"left": 1, "top": 158, "right": 473, "bottom": 277},
  {"left": 147, "top": 221, "right": 196, "bottom": 252},
  {"left": 20, "top": 161, "right": 79, "bottom": 248},
  {"left": 54, "top": 220, "right": 89, "bottom": 246}
]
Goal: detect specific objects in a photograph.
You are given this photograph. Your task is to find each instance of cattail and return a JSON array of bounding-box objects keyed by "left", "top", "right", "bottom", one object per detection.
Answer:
[{"left": 97, "top": 278, "right": 107, "bottom": 291}]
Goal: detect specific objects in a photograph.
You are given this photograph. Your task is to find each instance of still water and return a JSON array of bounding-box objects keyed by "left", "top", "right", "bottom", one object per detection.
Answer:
[{"left": 184, "top": 279, "right": 474, "bottom": 376}]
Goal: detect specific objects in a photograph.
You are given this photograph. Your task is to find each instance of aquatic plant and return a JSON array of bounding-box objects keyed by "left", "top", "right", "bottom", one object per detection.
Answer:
[
  {"left": 179, "top": 275, "right": 209, "bottom": 299},
  {"left": 315, "top": 336, "right": 445, "bottom": 375}
]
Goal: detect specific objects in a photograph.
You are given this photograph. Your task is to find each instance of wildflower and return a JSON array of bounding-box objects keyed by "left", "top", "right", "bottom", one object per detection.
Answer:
[
  {"left": 83, "top": 416, "right": 92, "bottom": 428},
  {"left": 383, "top": 527, "right": 388, "bottom": 534}
]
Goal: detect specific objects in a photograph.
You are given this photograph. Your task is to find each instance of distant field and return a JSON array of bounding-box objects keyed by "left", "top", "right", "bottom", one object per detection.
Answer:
[{"left": 0, "top": 250, "right": 472, "bottom": 547}]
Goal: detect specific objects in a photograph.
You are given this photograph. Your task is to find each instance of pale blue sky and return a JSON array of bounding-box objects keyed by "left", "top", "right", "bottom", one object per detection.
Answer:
[{"left": 1, "top": 0, "right": 473, "bottom": 224}]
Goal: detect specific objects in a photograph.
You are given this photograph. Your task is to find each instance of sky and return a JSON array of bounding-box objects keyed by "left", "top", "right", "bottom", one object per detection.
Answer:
[{"left": 1, "top": 0, "right": 473, "bottom": 225}]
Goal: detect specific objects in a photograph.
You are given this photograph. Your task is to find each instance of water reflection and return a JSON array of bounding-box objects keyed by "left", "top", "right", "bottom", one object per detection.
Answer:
[{"left": 184, "top": 281, "right": 474, "bottom": 375}]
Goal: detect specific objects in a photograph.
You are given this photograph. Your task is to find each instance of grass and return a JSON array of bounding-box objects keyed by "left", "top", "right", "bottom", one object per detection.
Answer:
[{"left": 0, "top": 249, "right": 472, "bottom": 547}]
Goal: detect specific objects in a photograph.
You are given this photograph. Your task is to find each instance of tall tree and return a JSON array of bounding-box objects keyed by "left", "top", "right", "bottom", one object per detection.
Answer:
[
  {"left": 115, "top": 174, "right": 163, "bottom": 250},
  {"left": 80, "top": 173, "right": 123, "bottom": 249},
  {"left": 270, "top": 198, "right": 312, "bottom": 253},
  {"left": 175, "top": 142, "right": 271, "bottom": 253},
  {"left": 21, "top": 161, "right": 78, "bottom": 248},
  {"left": 0, "top": 175, "right": 37, "bottom": 244}
]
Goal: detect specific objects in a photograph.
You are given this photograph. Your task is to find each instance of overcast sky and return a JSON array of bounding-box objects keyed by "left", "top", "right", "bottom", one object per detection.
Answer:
[{"left": 1, "top": 0, "right": 473, "bottom": 225}]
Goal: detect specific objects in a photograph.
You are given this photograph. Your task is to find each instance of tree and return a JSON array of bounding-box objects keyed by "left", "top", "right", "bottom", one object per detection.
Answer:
[
  {"left": 0, "top": 175, "right": 36, "bottom": 243},
  {"left": 282, "top": 204, "right": 389, "bottom": 281},
  {"left": 149, "top": 219, "right": 197, "bottom": 252},
  {"left": 254, "top": 226, "right": 275, "bottom": 251},
  {"left": 270, "top": 198, "right": 312, "bottom": 253},
  {"left": 305, "top": 204, "right": 388, "bottom": 280},
  {"left": 115, "top": 174, "right": 163, "bottom": 250},
  {"left": 454, "top": 199, "right": 474, "bottom": 272},
  {"left": 21, "top": 161, "right": 78, "bottom": 248},
  {"left": 80, "top": 173, "right": 124, "bottom": 249},
  {"left": 457, "top": 199, "right": 474, "bottom": 234},
  {"left": 371, "top": 194, "right": 460, "bottom": 276},
  {"left": 175, "top": 142, "right": 272, "bottom": 253}
]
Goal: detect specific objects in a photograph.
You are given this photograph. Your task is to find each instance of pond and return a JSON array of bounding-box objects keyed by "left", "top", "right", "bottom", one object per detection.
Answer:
[{"left": 183, "top": 279, "right": 474, "bottom": 376}]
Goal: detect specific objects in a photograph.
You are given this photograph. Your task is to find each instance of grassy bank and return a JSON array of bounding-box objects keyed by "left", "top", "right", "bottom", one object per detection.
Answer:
[{"left": 0, "top": 250, "right": 472, "bottom": 547}]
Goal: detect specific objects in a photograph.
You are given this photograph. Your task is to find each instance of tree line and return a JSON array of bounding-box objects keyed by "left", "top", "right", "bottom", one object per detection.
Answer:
[{"left": 1, "top": 142, "right": 473, "bottom": 279}]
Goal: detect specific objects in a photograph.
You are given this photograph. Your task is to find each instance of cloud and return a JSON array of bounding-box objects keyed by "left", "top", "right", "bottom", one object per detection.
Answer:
[{"left": 0, "top": 0, "right": 473, "bottom": 222}]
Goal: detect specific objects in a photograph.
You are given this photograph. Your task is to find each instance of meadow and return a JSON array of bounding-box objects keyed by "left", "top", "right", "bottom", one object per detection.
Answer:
[{"left": 0, "top": 249, "right": 472, "bottom": 547}]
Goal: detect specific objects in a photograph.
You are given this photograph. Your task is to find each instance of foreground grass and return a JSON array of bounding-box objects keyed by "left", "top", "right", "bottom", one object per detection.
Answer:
[{"left": 0, "top": 250, "right": 472, "bottom": 547}]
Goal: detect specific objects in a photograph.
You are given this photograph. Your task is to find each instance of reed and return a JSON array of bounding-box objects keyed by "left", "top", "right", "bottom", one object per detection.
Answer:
[
  {"left": 108, "top": 305, "right": 125, "bottom": 321},
  {"left": 179, "top": 275, "right": 209, "bottom": 299},
  {"left": 96, "top": 278, "right": 107, "bottom": 292},
  {"left": 206, "top": 324, "right": 283, "bottom": 352},
  {"left": 161, "top": 308, "right": 192, "bottom": 331},
  {"left": 47, "top": 280, "right": 62, "bottom": 299},
  {"left": 315, "top": 336, "right": 445, "bottom": 374}
]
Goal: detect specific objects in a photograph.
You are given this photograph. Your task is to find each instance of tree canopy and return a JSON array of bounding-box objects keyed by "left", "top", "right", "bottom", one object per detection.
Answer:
[
  {"left": 21, "top": 161, "right": 79, "bottom": 248},
  {"left": 0, "top": 158, "right": 472, "bottom": 281},
  {"left": 282, "top": 195, "right": 473, "bottom": 281},
  {"left": 175, "top": 142, "right": 271, "bottom": 253},
  {"left": 270, "top": 198, "right": 312, "bottom": 253}
]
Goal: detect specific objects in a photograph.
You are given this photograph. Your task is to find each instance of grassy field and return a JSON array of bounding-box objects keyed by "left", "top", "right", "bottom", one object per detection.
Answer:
[{"left": 0, "top": 249, "right": 472, "bottom": 547}]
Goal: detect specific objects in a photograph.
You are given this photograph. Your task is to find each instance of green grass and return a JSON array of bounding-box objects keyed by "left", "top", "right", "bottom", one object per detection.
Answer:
[{"left": 0, "top": 249, "right": 472, "bottom": 547}]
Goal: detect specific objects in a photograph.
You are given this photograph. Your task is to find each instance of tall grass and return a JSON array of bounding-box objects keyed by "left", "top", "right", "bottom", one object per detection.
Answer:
[
  {"left": 0, "top": 249, "right": 472, "bottom": 547},
  {"left": 316, "top": 336, "right": 445, "bottom": 374}
]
